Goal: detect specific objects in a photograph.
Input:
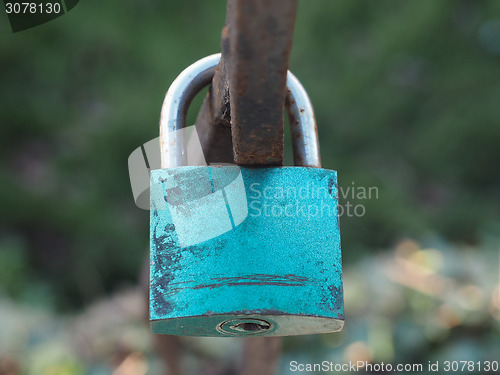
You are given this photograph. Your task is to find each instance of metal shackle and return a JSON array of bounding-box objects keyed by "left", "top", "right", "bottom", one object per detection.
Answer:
[{"left": 159, "top": 53, "right": 321, "bottom": 168}]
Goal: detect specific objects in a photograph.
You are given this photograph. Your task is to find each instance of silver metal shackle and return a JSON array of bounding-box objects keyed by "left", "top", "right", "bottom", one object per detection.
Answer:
[{"left": 159, "top": 53, "right": 321, "bottom": 168}]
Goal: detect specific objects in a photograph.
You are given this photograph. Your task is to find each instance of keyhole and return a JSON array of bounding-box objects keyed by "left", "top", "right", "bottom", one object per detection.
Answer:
[
  {"left": 235, "top": 322, "right": 270, "bottom": 332},
  {"left": 218, "top": 318, "right": 273, "bottom": 335}
]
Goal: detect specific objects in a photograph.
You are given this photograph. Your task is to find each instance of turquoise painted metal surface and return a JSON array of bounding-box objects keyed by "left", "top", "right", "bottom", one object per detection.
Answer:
[{"left": 150, "top": 165, "right": 343, "bottom": 337}]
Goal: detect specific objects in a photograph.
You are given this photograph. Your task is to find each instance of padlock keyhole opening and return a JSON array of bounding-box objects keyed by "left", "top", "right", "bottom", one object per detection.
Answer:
[
  {"left": 218, "top": 318, "right": 273, "bottom": 335},
  {"left": 235, "top": 322, "right": 270, "bottom": 332}
]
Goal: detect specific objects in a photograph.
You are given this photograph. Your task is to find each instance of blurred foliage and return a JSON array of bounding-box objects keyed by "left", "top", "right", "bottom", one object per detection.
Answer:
[
  {"left": 0, "top": 238, "right": 498, "bottom": 374},
  {"left": 0, "top": 0, "right": 500, "bottom": 371}
]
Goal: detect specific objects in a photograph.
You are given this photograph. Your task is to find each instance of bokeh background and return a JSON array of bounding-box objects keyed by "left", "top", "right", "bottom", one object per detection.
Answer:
[{"left": 1, "top": 0, "right": 500, "bottom": 374}]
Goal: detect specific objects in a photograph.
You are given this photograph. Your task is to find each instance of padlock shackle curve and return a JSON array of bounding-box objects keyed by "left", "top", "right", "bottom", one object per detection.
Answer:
[
  {"left": 159, "top": 53, "right": 321, "bottom": 168},
  {"left": 160, "top": 54, "right": 220, "bottom": 169},
  {"left": 286, "top": 71, "right": 321, "bottom": 168}
]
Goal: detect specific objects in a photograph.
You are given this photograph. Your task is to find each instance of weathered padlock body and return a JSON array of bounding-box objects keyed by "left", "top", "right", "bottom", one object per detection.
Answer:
[{"left": 150, "top": 166, "right": 343, "bottom": 337}]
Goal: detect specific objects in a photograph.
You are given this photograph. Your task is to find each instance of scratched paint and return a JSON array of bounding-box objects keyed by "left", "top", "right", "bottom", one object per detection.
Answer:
[{"left": 150, "top": 166, "right": 343, "bottom": 336}]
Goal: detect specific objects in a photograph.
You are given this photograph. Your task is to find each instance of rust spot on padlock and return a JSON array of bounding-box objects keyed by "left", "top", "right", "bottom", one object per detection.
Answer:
[
  {"left": 192, "top": 274, "right": 310, "bottom": 290},
  {"left": 328, "top": 177, "right": 335, "bottom": 197}
]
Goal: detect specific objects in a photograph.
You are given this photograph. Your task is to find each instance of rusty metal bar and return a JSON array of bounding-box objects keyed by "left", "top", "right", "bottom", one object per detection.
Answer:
[
  {"left": 195, "top": 0, "right": 298, "bottom": 166},
  {"left": 227, "top": 0, "right": 297, "bottom": 165}
]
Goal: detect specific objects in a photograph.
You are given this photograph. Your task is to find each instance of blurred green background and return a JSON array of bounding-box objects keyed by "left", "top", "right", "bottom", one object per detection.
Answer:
[{"left": 1, "top": 0, "right": 499, "bottom": 374}]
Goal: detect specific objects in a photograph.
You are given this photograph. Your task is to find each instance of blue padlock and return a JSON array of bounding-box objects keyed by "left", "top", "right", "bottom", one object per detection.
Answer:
[{"left": 150, "top": 54, "right": 343, "bottom": 337}]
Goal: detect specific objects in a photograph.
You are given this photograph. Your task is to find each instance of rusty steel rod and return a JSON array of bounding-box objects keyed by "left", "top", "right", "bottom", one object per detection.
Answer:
[
  {"left": 227, "top": 0, "right": 297, "bottom": 165},
  {"left": 196, "top": 0, "right": 298, "bottom": 166}
]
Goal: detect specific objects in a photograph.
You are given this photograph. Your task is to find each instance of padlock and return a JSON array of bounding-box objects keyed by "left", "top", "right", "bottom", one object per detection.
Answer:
[{"left": 150, "top": 53, "right": 343, "bottom": 337}]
